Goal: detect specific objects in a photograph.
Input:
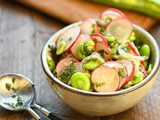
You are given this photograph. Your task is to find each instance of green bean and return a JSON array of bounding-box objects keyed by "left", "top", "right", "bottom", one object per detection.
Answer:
[
  {"left": 84, "top": 72, "right": 91, "bottom": 79},
  {"left": 140, "top": 44, "right": 150, "bottom": 60},
  {"left": 46, "top": 55, "right": 55, "bottom": 72},
  {"left": 105, "top": 35, "right": 116, "bottom": 43},
  {"left": 83, "top": 40, "right": 95, "bottom": 55},
  {"left": 70, "top": 72, "right": 91, "bottom": 91},
  {"left": 143, "top": 61, "right": 148, "bottom": 69},
  {"left": 56, "top": 41, "right": 66, "bottom": 55},
  {"left": 83, "top": 59, "right": 101, "bottom": 70},
  {"left": 77, "top": 45, "right": 85, "bottom": 59},
  {"left": 131, "top": 71, "right": 144, "bottom": 85},
  {"left": 147, "top": 63, "right": 153, "bottom": 74},
  {"left": 77, "top": 41, "right": 95, "bottom": 59},
  {"left": 85, "top": 40, "right": 95, "bottom": 47},
  {"left": 128, "top": 32, "right": 136, "bottom": 42},
  {"left": 121, "top": 81, "right": 132, "bottom": 89}
]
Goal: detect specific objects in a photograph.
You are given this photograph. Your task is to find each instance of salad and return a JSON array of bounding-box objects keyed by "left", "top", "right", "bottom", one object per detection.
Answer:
[{"left": 47, "top": 8, "right": 152, "bottom": 92}]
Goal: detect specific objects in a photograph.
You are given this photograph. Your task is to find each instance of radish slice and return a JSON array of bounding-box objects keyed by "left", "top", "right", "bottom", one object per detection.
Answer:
[
  {"left": 106, "top": 18, "right": 133, "bottom": 44},
  {"left": 91, "top": 66, "right": 120, "bottom": 92},
  {"left": 95, "top": 41, "right": 111, "bottom": 60},
  {"left": 101, "top": 8, "right": 126, "bottom": 18},
  {"left": 81, "top": 19, "right": 100, "bottom": 35},
  {"left": 90, "top": 33, "right": 107, "bottom": 44},
  {"left": 71, "top": 34, "right": 92, "bottom": 59},
  {"left": 56, "top": 25, "right": 81, "bottom": 51},
  {"left": 118, "top": 60, "right": 135, "bottom": 84},
  {"left": 118, "top": 45, "right": 146, "bottom": 61},
  {"left": 98, "top": 8, "right": 126, "bottom": 27},
  {"left": 56, "top": 57, "right": 78, "bottom": 75},
  {"left": 103, "top": 61, "right": 128, "bottom": 87},
  {"left": 128, "top": 42, "right": 140, "bottom": 56}
]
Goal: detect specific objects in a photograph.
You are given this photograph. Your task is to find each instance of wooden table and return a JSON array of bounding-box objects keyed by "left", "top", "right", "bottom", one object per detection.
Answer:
[{"left": 0, "top": 1, "right": 160, "bottom": 120}]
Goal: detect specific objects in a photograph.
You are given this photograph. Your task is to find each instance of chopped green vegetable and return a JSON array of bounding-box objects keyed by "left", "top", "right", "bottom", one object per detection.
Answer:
[
  {"left": 118, "top": 68, "right": 126, "bottom": 78},
  {"left": 56, "top": 41, "right": 66, "bottom": 55},
  {"left": 99, "top": 27, "right": 105, "bottom": 35},
  {"left": 12, "top": 95, "right": 17, "bottom": 98},
  {"left": 82, "top": 58, "right": 102, "bottom": 70},
  {"left": 4, "top": 102, "right": 15, "bottom": 108},
  {"left": 98, "top": 50, "right": 108, "bottom": 60},
  {"left": 105, "top": 34, "right": 117, "bottom": 43},
  {"left": 131, "top": 71, "right": 144, "bottom": 85},
  {"left": 140, "top": 44, "right": 150, "bottom": 60},
  {"left": 71, "top": 72, "right": 91, "bottom": 91},
  {"left": 15, "top": 96, "right": 23, "bottom": 107},
  {"left": 11, "top": 87, "right": 19, "bottom": 93},
  {"left": 5, "top": 83, "right": 11, "bottom": 91},
  {"left": 47, "top": 55, "right": 55, "bottom": 72},
  {"left": 147, "top": 63, "right": 153, "bottom": 74},
  {"left": 128, "top": 32, "right": 136, "bottom": 42},
  {"left": 91, "top": 23, "right": 96, "bottom": 33},
  {"left": 77, "top": 45, "right": 86, "bottom": 59},
  {"left": 93, "top": 82, "right": 106, "bottom": 87},
  {"left": 59, "top": 64, "right": 76, "bottom": 83},
  {"left": 12, "top": 78, "right": 16, "bottom": 84}
]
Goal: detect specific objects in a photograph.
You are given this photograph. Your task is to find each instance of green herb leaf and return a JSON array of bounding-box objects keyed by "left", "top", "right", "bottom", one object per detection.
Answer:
[
  {"left": 12, "top": 95, "right": 17, "bottom": 98},
  {"left": 12, "top": 78, "right": 16, "bottom": 84},
  {"left": 15, "top": 96, "right": 23, "bottom": 107},
  {"left": 11, "top": 87, "right": 19, "bottom": 93},
  {"left": 59, "top": 64, "right": 76, "bottom": 83},
  {"left": 5, "top": 83, "right": 11, "bottom": 91},
  {"left": 4, "top": 102, "right": 15, "bottom": 108},
  {"left": 118, "top": 68, "right": 126, "bottom": 78},
  {"left": 93, "top": 82, "right": 105, "bottom": 87}
]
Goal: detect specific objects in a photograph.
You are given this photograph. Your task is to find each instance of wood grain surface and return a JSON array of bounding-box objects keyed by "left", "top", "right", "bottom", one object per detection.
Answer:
[
  {"left": 0, "top": 1, "right": 160, "bottom": 120},
  {"left": 15, "top": 0, "right": 158, "bottom": 30}
]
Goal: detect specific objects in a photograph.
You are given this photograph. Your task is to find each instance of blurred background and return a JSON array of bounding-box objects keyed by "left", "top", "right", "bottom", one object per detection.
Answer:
[{"left": 0, "top": 0, "right": 159, "bottom": 120}]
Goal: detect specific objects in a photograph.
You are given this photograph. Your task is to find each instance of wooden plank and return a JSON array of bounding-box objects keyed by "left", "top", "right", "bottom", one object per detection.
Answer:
[{"left": 16, "top": 0, "right": 158, "bottom": 30}]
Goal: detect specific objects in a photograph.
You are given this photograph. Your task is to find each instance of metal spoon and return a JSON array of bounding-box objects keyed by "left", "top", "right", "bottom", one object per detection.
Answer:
[{"left": 0, "top": 73, "right": 61, "bottom": 120}]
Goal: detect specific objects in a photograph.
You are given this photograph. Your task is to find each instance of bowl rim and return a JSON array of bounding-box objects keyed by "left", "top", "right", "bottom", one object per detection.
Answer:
[{"left": 41, "top": 21, "right": 160, "bottom": 96}]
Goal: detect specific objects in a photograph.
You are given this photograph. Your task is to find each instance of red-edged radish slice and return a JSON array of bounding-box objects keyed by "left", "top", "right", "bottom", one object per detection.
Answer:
[
  {"left": 90, "top": 33, "right": 107, "bottom": 44},
  {"left": 56, "top": 25, "right": 81, "bottom": 51},
  {"left": 118, "top": 45, "right": 145, "bottom": 61},
  {"left": 128, "top": 42, "right": 140, "bottom": 56},
  {"left": 71, "top": 34, "right": 92, "bottom": 59},
  {"left": 91, "top": 66, "right": 120, "bottom": 92},
  {"left": 98, "top": 8, "right": 126, "bottom": 27},
  {"left": 101, "top": 8, "right": 126, "bottom": 18},
  {"left": 81, "top": 19, "right": 100, "bottom": 35},
  {"left": 95, "top": 41, "right": 111, "bottom": 60},
  {"left": 103, "top": 61, "right": 128, "bottom": 87},
  {"left": 118, "top": 60, "right": 135, "bottom": 84},
  {"left": 106, "top": 18, "right": 133, "bottom": 44},
  {"left": 56, "top": 57, "right": 78, "bottom": 75}
]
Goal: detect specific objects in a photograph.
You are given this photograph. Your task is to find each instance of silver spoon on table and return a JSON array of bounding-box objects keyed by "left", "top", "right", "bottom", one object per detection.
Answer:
[{"left": 0, "top": 73, "right": 61, "bottom": 120}]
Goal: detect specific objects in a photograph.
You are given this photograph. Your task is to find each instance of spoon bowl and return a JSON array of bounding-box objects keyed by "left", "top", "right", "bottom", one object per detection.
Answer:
[
  {"left": 0, "top": 73, "right": 61, "bottom": 120},
  {"left": 0, "top": 73, "right": 34, "bottom": 111}
]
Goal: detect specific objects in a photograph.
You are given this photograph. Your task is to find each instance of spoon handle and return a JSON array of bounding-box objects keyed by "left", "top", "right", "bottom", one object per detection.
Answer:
[
  {"left": 34, "top": 103, "right": 61, "bottom": 120},
  {"left": 27, "top": 107, "right": 41, "bottom": 120}
]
